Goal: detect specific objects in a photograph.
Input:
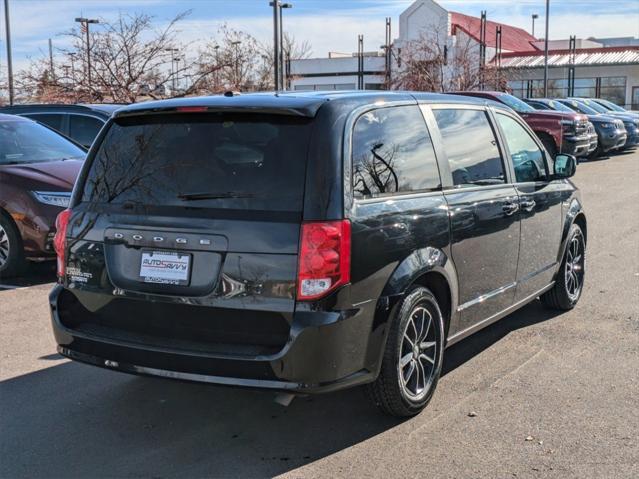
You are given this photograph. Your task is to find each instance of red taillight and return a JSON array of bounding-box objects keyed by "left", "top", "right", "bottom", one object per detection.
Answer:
[
  {"left": 53, "top": 209, "right": 71, "bottom": 279},
  {"left": 297, "top": 220, "right": 351, "bottom": 301},
  {"left": 176, "top": 106, "right": 208, "bottom": 112}
]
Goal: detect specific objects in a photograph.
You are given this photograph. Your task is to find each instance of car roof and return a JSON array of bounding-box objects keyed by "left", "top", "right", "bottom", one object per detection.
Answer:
[
  {"left": 80, "top": 103, "right": 125, "bottom": 114},
  {"left": 0, "top": 103, "right": 121, "bottom": 117},
  {"left": 0, "top": 113, "right": 32, "bottom": 122},
  {"left": 113, "top": 90, "right": 505, "bottom": 119}
]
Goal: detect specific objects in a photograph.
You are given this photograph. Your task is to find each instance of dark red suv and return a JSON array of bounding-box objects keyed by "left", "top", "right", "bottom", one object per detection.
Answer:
[
  {"left": 0, "top": 114, "right": 85, "bottom": 277},
  {"left": 452, "top": 92, "right": 591, "bottom": 158}
]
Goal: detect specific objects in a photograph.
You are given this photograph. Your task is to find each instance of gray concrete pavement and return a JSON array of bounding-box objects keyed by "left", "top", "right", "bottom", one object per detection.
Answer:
[{"left": 1, "top": 150, "right": 638, "bottom": 478}]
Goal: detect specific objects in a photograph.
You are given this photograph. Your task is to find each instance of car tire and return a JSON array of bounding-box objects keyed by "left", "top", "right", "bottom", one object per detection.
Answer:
[
  {"left": 541, "top": 223, "right": 585, "bottom": 310},
  {"left": 367, "top": 286, "right": 445, "bottom": 417},
  {"left": 588, "top": 145, "right": 602, "bottom": 159},
  {"left": 0, "top": 213, "right": 27, "bottom": 278}
]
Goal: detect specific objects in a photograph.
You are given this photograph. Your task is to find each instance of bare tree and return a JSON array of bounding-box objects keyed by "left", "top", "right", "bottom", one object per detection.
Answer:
[
  {"left": 17, "top": 11, "right": 227, "bottom": 103},
  {"left": 392, "top": 27, "right": 506, "bottom": 93},
  {"left": 15, "top": 13, "right": 314, "bottom": 103},
  {"left": 194, "top": 28, "right": 312, "bottom": 94}
]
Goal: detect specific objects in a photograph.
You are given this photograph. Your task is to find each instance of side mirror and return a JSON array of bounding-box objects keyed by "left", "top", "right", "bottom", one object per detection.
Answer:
[{"left": 554, "top": 154, "right": 576, "bottom": 178}]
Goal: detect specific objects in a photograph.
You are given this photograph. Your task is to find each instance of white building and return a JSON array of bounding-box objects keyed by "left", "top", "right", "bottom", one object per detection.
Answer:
[
  {"left": 290, "top": 0, "right": 537, "bottom": 92},
  {"left": 289, "top": 0, "right": 639, "bottom": 108},
  {"left": 502, "top": 46, "right": 639, "bottom": 109},
  {"left": 290, "top": 52, "right": 387, "bottom": 91}
]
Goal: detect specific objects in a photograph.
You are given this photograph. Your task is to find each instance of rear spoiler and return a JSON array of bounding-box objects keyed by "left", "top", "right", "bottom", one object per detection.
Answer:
[{"left": 114, "top": 95, "right": 329, "bottom": 119}]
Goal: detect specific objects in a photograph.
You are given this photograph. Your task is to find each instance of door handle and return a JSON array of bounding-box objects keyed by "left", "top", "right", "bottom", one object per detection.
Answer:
[
  {"left": 502, "top": 202, "right": 519, "bottom": 215},
  {"left": 521, "top": 199, "right": 536, "bottom": 212}
]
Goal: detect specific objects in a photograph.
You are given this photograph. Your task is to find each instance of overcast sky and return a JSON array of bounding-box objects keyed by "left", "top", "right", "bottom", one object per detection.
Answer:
[{"left": 1, "top": 0, "right": 638, "bottom": 73}]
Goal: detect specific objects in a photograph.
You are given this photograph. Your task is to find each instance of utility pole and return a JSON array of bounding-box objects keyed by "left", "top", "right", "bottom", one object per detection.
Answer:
[
  {"left": 69, "top": 52, "right": 77, "bottom": 89},
  {"left": 48, "top": 38, "right": 54, "bottom": 80},
  {"left": 285, "top": 50, "right": 291, "bottom": 90},
  {"left": 4, "top": 0, "right": 14, "bottom": 105},
  {"left": 495, "top": 26, "right": 502, "bottom": 90},
  {"left": 165, "top": 48, "right": 179, "bottom": 92},
  {"left": 357, "top": 35, "right": 364, "bottom": 90},
  {"left": 270, "top": 1, "right": 280, "bottom": 91},
  {"left": 279, "top": 3, "right": 292, "bottom": 91},
  {"left": 568, "top": 35, "right": 576, "bottom": 97},
  {"left": 74, "top": 17, "right": 99, "bottom": 96},
  {"left": 232, "top": 40, "right": 241, "bottom": 89},
  {"left": 384, "top": 17, "right": 391, "bottom": 89},
  {"left": 543, "top": 0, "right": 550, "bottom": 97},
  {"left": 213, "top": 45, "right": 220, "bottom": 91},
  {"left": 479, "top": 11, "right": 486, "bottom": 89},
  {"left": 531, "top": 14, "right": 539, "bottom": 37}
]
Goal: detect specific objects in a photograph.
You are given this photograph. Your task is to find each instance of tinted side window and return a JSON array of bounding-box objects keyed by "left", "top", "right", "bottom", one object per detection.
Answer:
[
  {"left": 69, "top": 115, "right": 104, "bottom": 147},
  {"left": 496, "top": 113, "right": 548, "bottom": 182},
  {"left": 433, "top": 109, "right": 504, "bottom": 187},
  {"left": 352, "top": 105, "right": 440, "bottom": 198},
  {"left": 25, "top": 113, "right": 64, "bottom": 132}
]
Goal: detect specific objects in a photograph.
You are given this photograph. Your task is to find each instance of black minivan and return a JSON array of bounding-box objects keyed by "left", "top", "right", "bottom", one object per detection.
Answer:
[{"left": 50, "top": 91, "right": 586, "bottom": 417}]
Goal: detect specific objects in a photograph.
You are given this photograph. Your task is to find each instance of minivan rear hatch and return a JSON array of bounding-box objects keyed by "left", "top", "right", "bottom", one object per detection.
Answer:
[{"left": 64, "top": 111, "right": 313, "bottom": 352}]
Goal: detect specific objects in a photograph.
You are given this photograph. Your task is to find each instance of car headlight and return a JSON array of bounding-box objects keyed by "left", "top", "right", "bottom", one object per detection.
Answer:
[
  {"left": 32, "top": 191, "right": 71, "bottom": 208},
  {"left": 560, "top": 119, "right": 577, "bottom": 133},
  {"left": 599, "top": 122, "right": 613, "bottom": 129}
]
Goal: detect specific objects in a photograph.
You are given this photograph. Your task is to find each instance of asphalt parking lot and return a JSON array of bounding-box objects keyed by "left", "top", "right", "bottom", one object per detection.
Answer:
[{"left": 1, "top": 150, "right": 638, "bottom": 479}]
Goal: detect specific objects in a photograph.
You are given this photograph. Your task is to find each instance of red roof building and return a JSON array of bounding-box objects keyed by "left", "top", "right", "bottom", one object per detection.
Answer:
[{"left": 450, "top": 12, "right": 539, "bottom": 53}]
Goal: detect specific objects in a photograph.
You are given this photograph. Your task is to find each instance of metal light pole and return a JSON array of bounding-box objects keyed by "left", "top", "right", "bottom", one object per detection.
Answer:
[
  {"left": 543, "top": 0, "right": 550, "bottom": 97},
  {"left": 4, "top": 0, "right": 14, "bottom": 105},
  {"left": 48, "top": 38, "right": 55, "bottom": 80},
  {"left": 74, "top": 17, "right": 99, "bottom": 95},
  {"left": 213, "top": 45, "right": 220, "bottom": 91},
  {"left": 279, "top": 3, "right": 292, "bottom": 91},
  {"left": 232, "top": 40, "right": 241, "bottom": 89},
  {"left": 270, "top": 1, "right": 280, "bottom": 91},
  {"left": 174, "top": 56, "right": 181, "bottom": 91},
  {"left": 165, "top": 48, "right": 179, "bottom": 92},
  {"left": 531, "top": 14, "right": 539, "bottom": 37}
]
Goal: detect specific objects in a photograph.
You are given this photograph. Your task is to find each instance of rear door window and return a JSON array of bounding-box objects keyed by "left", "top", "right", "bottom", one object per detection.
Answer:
[
  {"left": 69, "top": 115, "right": 104, "bottom": 147},
  {"left": 82, "top": 113, "right": 312, "bottom": 212},
  {"left": 352, "top": 105, "right": 441, "bottom": 198},
  {"left": 433, "top": 109, "right": 505, "bottom": 187},
  {"left": 25, "top": 113, "right": 65, "bottom": 133}
]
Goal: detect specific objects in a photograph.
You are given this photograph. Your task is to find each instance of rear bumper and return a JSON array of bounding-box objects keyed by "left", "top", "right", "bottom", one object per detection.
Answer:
[
  {"left": 561, "top": 134, "right": 590, "bottom": 157},
  {"left": 49, "top": 285, "right": 378, "bottom": 393}
]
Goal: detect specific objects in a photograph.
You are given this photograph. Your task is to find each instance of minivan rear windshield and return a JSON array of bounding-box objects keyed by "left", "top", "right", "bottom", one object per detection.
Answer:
[{"left": 81, "top": 113, "right": 312, "bottom": 212}]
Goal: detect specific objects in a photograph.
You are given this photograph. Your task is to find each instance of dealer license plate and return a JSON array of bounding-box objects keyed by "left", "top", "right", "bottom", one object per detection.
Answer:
[{"left": 139, "top": 251, "right": 191, "bottom": 285}]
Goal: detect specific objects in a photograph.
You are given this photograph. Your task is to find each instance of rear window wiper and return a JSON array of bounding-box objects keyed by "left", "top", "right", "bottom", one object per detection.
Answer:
[{"left": 177, "top": 191, "right": 255, "bottom": 201}]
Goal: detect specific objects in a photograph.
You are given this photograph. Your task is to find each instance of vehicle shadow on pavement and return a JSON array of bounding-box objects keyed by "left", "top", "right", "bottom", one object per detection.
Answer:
[
  {"left": 0, "top": 262, "right": 56, "bottom": 288},
  {"left": 0, "top": 300, "right": 562, "bottom": 478}
]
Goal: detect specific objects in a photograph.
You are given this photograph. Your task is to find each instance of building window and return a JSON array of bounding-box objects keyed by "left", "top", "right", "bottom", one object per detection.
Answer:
[
  {"left": 365, "top": 83, "right": 385, "bottom": 90},
  {"left": 572, "top": 78, "right": 596, "bottom": 98},
  {"left": 509, "top": 75, "right": 627, "bottom": 105},
  {"left": 600, "top": 77, "right": 626, "bottom": 105},
  {"left": 293, "top": 83, "right": 356, "bottom": 91}
]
